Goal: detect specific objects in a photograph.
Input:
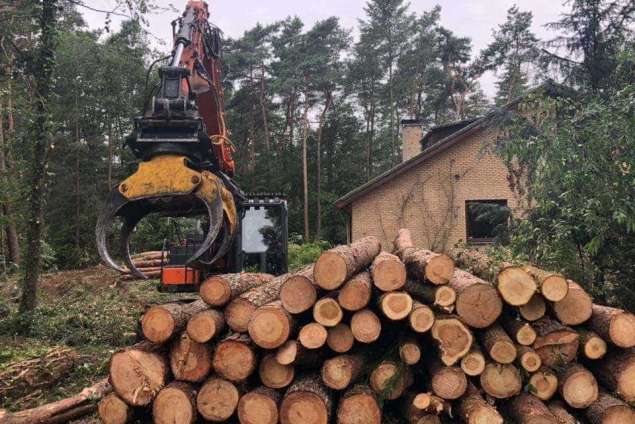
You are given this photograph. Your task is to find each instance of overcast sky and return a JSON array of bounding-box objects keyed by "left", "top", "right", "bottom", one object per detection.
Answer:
[{"left": 81, "top": 0, "right": 568, "bottom": 97}]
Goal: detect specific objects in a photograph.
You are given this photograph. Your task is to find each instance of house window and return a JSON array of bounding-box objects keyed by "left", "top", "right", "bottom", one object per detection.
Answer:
[{"left": 465, "top": 200, "right": 509, "bottom": 244}]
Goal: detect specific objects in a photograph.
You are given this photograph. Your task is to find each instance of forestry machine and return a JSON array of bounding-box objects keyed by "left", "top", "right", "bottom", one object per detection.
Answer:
[{"left": 96, "top": 1, "right": 287, "bottom": 291}]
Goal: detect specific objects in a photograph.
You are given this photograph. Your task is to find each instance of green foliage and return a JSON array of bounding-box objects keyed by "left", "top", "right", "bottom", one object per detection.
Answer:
[{"left": 287, "top": 239, "right": 330, "bottom": 271}]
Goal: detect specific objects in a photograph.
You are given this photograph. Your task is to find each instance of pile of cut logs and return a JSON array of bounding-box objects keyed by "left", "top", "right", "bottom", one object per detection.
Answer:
[
  {"left": 121, "top": 251, "right": 167, "bottom": 280},
  {"left": 98, "top": 229, "right": 635, "bottom": 424}
]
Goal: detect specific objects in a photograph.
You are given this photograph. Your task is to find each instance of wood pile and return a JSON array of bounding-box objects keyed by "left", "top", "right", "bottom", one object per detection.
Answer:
[
  {"left": 121, "top": 251, "right": 167, "bottom": 280},
  {"left": 95, "top": 229, "right": 635, "bottom": 424}
]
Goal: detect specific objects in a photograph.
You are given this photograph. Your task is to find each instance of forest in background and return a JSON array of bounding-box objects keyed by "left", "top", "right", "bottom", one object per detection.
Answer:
[{"left": 0, "top": 0, "right": 633, "bottom": 313}]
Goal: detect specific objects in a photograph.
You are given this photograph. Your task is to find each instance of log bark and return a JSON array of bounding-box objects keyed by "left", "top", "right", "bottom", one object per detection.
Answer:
[
  {"left": 558, "top": 363, "right": 598, "bottom": 408},
  {"left": 370, "top": 360, "right": 413, "bottom": 400},
  {"left": 280, "top": 374, "right": 332, "bottom": 424},
  {"left": 528, "top": 367, "right": 559, "bottom": 401},
  {"left": 409, "top": 301, "right": 435, "bottom": 333},
  {"left": 479, "top": 362, "right": 522, "bottom": 399},
  {"left": 259, "top": 353, "right": 295, "bottom": 389},
  {"left": 313, "top": 236, "right": 381, "bottom": 290},
  {"left": 186, "top": 308, "right": 225, "bottom": 343},
  {"left": 326, "top": 324, "right": 355, "bottom": 353},
  {"left": 196, "top": 376, "right": 240, "bottom": 422},
  {"left": 200, "top": 272, "right": 273, "bottom": 306},
  {"left": 503, "top": 317, "right": 537, "bottom": 346},
  {"left": 224, "top": 273, "right": 289, "bottom": 332},
  {"left": 523, "top": 265, "right": 569, "bottom": 302},
  {"left": 579, "top": 330, "right": 607, "bottom": 360},
  {"left": 457, "top": 382, "right": 504, "bottom": 424},
  {"left": 212, "top": 333, "right": 257, "bottom": 382},
  {"left": 430, "top": 314, "right": 473, "bottom": 366},
  {"left": 394, "top": 229, "right": 455, "bottom": 285},
  {"left": 460, "top": 344, "right": 486, "bottom": 376},
  {"left": 546, "top": 401, "right": 578, "bottom": 424},
  {"left": 109, "top": 342, "right": 167, "bottom": 406},
  {"left": 313, "top": 297, "right": 343, "bottom": 327},
  {"left": 98, "top": 393, "right": 131, "bottom": 424},
  {"left": 248, "top": 300, "right": 295, "bottom": 349},
  {"left": 321, "top": 354, "right": 364, "bottom": 390},
  {"left": 298, "top": 322, "right": 328, "bottom": 349},
  {"left": 552, "top": 281, "right": 592, "bottom": 326},
  {"left": 370, "top": 251, "right": 407, "bottom": 291},
  {"left": 337, "top": 271, "right": 372, "bottom": 311},
  {"left": 447, "top": 269, "right": 502, "bottom": 328},
  {"left": 238, "top": 386, "right": 281, "bottom": 424},
  {"left": 519, "top": 294, "right": 547, "bottom": 321},
  {"left": 280, "top": 266, "right": 318, "bottom": 314},
  {"left": 517, "top": 345, "right": 542, "bottom": 372},
  {"left": 336, "top": 385, "right": 381, "bottom": 424},
  {"left": 507, "top": 393, "right": 558, "bottom": 424},
  {"left": 141, "top": 299, "right": 209, "bottom": 343},
  {"left": 169, "top": 332, "right": 212, "bottom": 383},
  {"left": 532, "top": 317, "right": 579, "bottom": 367},
  {"left": 482, "top": 324, "right": 517, "bottom": 364},
  {"left": 350, "top": 308, "right": 381, "bottom": 343},
  {"left": 426, "top": 357, "right": 467, "bottom": 400},
  {"left": 590, "top": 304, "right": 635, "bottom": 348},
  {"left": 592, "top": 350, "right": 635, "bottom": 403},
  {"left": 497, "top": 266, "right": 538, "bottom": 306},
  {"left": 586, "top": 391, "right": 635, "bottom": 424},
  {"left": 379, "top": 291, "right": 413, "bottom": 320},
  {"left": 448, "top": 246, "right": 507, "bottom": 281},
  {"left": 152, "top": 382, "right": 197, "bottom": 424}
]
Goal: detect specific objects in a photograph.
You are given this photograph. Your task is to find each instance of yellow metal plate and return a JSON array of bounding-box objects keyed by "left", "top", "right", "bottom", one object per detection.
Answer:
[{"left": 119, "top": 155, "right": 200, "bottom": 200}]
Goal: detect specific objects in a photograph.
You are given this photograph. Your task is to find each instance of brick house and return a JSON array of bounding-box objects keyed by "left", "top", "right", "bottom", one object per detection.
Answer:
[{"left": 335, "top": 114, "right": 524, "bottom": 252}]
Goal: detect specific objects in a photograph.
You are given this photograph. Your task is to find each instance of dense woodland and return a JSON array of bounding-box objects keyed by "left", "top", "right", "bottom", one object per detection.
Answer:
[{"left": 0, "top": 0, "right": 633, "bottom": 317}]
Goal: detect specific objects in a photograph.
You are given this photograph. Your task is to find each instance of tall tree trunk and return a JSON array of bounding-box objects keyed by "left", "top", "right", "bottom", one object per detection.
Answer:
[
  {"left": 19, "top": 0, "right": 58, "bottom": 317},
  {"left": 258, "top": 64, "right": 270, "bottom": 151},
  {"left": 107, "top": 115, "right": 113, "bottom": 189},
  {"left": 0, "top": 101, "right": 20, "bottom": 266},
  {"left": 301, "top": 87, "right": 310, "bottom": 242},
  {"left": 74, "top": 96, "right": 81, "bottom": 256},
  {"left": 315, "top": 92, "right": 332, "bottom": 240}
]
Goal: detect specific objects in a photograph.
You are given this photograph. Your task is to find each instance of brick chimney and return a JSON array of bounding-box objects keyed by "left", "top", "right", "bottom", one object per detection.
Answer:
[{"left": 401, "top": 119, "right": 425, "bottom": 162}]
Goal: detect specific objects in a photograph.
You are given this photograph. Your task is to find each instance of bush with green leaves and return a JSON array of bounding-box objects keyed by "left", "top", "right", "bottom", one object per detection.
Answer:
[{"left": 288, "top": 238, "right": 330, "bottom": 271}]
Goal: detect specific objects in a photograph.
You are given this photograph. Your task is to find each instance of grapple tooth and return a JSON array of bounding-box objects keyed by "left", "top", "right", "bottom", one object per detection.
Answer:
[
  {"left": 95, "top": 190, "right": 129, "bottom": 273},
  {"left": 121, "top": 214, "right": 148, "bottom": 280},
  {"left": 185, "top": 180, "right": 224, "bottom": 266},
  {"left": 199, "top": 218, "right": 233, "bottom": 265}
]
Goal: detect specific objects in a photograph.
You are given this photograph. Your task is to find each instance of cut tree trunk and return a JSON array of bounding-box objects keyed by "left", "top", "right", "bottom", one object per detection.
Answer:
[
  {"left": 448, "top": 269, "right": 502, "bottom": 328},
  {"left": 280, "top": 374, "right": 332, "bottom": 424},
  {"left": 169, "top": 332, "right": 212, "bottom": 383},
  {"left": 298, "top": 322, "right": 328, "bottom": 350},
  {"left": 592, "top": 350, "right": 635, "bottom": 403},
  {"left": 337, "top": 271, "right": 372, "bottom": 311},
  {"left": 481, "top": 324, "right": 517, "bottom": 364},
  {"left": 503, "top": 318, "right": 537, "bottom": 346},
  {"left": 403, "top": 280, "right": 456, "bottom": 310},
  {"left": 259, "top": 353, "right": 295, "bottom": 389},
  {"left": 507, "top": 393, "right": 558, "bottom": 424},
  {"left": 98, "top": 393, "right": 131, "bottom": 424},
  {"left": 350, "top": 308, "right": 381, "bottom": 343},
  {"left": 186, "top": 308, "right": 225, "bottom": 343},
  {"left": 448, "top": 246, "right": 507, "bottom": 281},
  {"left": 336, "top": 385, "right": 381, "bottom": 424},
  {"left": 237, "top": 386, "right": 281, "bottom": 424},
  {"left": 558, "top": 363, "right": 598, "bottom": 408},
  {"left": 586, "top": 391, "right": 635, "bottom": 424},
  {"left": 200, "top": 272, "right": 273, "bottom": 307},
  {"left": 370, "top": 251, "right": 406, "bottom": 291},
  {"left": 224, "top": 273, "right": 289, "bottom": 332},
  {"left": 109, "top": 342, "right": 167, "bottom": 406},
  {"left": 479, "top": 362, "right": 522, "bottom": 399},
  {"left": 141, "top": 299, "right": 209, "bottom": 343},
  {"left": 528, "top": 367, "right": 559, "bottom": 401},
  {"left": 532, "top": 317, "right": 580, "bottom": 367},
  {"left": 212, "top": 333, "right": 257, "bottom": 382},
  {"left": 379, "top": 291, "right": 413, "bottom": 320},
  {"left": 321, "top": 354, "right": 364, "bottom": 390},
  {"left": 370, "top": 360, "right": 413, "bottom": 400},
  {"left": 579, "top": 330, "right": 607, "bottom": 360},
  {"left": 326, "top": 324, "right": 354, "bottom": 353},
  {"left": 497, "top": 266, "right": 538, "bottom": 306},
  {"left": 519, "top": 294, "right": 547, "bottom": 321},
  {"left": 516, "top": 345, "right": 542, "bottom": 372},
  {"left": 280, "top": 266, "right": 318, "bottom": 314},
  {"left": 399, "top": 338, "right": 422, "bottom": 365},
  {"left": 552, "top": 281, "right": 592, "bottom": 326},
  {"left": 313, "top": 297, "right": 343, "bottom": 327},
  {"left": 457, "top": 382, "right": 504, "bottom": 424},
  {"left": 426, "top": 358, "right": 467, "bottom": 400},
  {"left": 152, "top": 382, "right": 196, "bottom": 424},
  {"left": 313, "top": 236, "right": 381, "bottom": 290},
  {"left": 590, "top": 304, "right": 635, "bottom": 348},
  {"left": 430, "top": 314, "right": 473, "bottom": 366},
  {"left": 196, "top": 376, "right": 240, "bottom": 422},
  {"left": 460, "top": 345, "right": 486, "bottom": 376},
  {"left": 248, "top": 300, "right": 295, "bottom": 349},
  {"left": 276, "top": 339, "right": 320, "bottom": 366},
  {"left": 409, "top": 301, "right": 435, "bottom": 333},
  {"left": 402, "top": 392, "right": 447, "bottom": 423},
  {"left": 523, "top": 266, "right": 569, "bottom": 302},
  {"left": 546, "top": 401, "right": 577, "bottom": 424},
  {"left": 393, "top": 229, "right": 455, "bottom": 285}
]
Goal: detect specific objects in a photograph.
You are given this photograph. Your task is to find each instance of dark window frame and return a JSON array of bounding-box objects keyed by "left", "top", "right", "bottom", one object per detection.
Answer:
[{"left": 465, "top": 199, "right": 508, "bottom": 244}]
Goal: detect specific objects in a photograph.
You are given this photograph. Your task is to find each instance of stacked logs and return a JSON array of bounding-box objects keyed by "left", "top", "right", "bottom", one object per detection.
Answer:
[
  {"left": 99, "top": 230, "right": 635, "bottom": 424},
  {"left": 121, "top": 251, "right": 168, "bottom": 280}
]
